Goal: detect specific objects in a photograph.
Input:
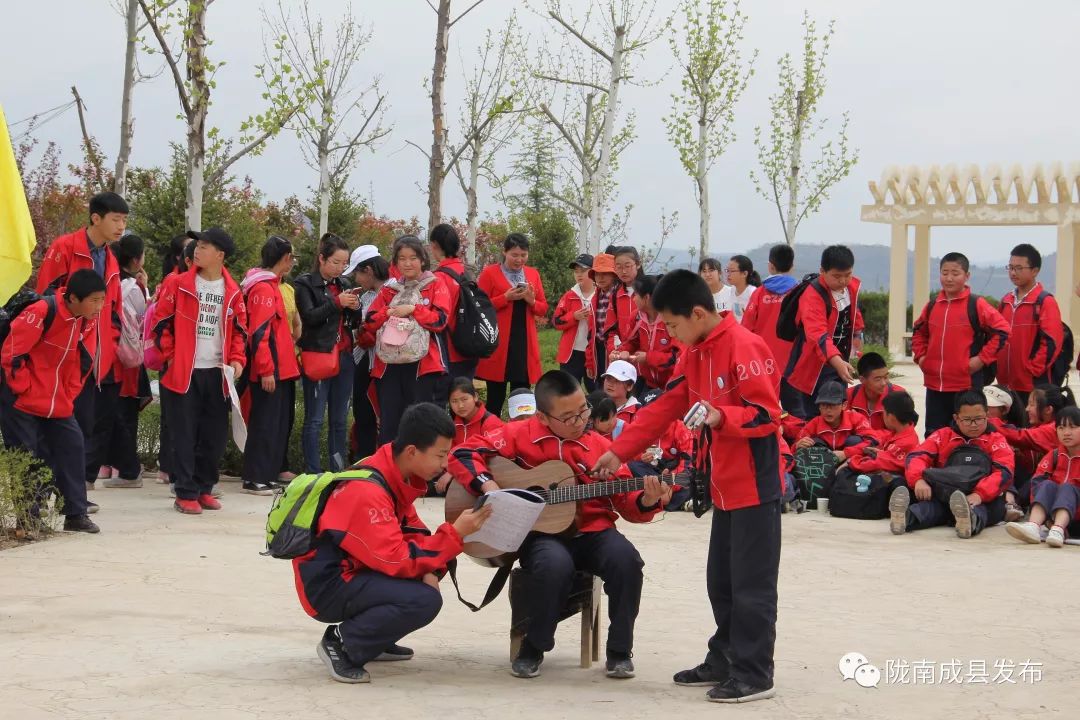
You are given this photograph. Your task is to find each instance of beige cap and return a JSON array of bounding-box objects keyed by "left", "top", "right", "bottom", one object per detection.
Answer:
[{"left": 983, "top": 386, "right": 1013, "bottom": 409}]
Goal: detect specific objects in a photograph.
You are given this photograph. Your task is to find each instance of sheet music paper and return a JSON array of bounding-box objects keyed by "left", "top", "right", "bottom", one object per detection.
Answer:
[
  {"left": 464, "top": 489, "right": 545, "bottom": 553},
  {"left": 222, "top": 365, "right": 247, "bottom": 452}
]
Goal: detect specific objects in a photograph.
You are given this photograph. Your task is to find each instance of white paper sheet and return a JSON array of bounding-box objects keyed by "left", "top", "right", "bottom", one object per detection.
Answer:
[
  {"left": 222, "top": 365, "right": 247, "bottom": 452},
  {"left": 464, "top": 488, "right": 546, "bottom": 553}
]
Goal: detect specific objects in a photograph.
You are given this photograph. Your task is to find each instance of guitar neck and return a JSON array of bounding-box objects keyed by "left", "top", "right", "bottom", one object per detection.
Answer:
[{"left": 544, "top": 472, "right": 682, "bottom": 506}]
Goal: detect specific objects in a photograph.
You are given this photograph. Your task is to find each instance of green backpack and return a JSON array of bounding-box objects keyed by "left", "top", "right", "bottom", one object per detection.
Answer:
[{"left": 264, "top": 467, "right": 390, "bottom": 559}]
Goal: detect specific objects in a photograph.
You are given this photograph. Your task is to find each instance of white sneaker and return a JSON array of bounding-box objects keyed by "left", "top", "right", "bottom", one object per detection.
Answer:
[
  {"left": 949, "top": 491, "right": 974, "bottom": 539},
  {"left": 1047, "top": 526, "right": 1066, "bottom": 548},
  {"left": 888, "top": 486, "right": 909, "bottom": 535},
  {"left": 1005, "top": 521, "right": 1042, "bottom": 545}
]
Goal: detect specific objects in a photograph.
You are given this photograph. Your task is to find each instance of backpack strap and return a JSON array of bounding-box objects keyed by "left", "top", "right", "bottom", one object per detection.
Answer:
[
  {"left": 42, "top": 295, "right": 58, "bottom": 334},
  {"left": 966, "top": 294, "right": 985, "bottom": 353},
  {"left": 435, "top": 266, "right": 467, "bottom": 284}
]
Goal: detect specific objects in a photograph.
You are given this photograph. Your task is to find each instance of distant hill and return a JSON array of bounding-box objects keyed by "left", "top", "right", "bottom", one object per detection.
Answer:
[{"left": 646, "top": 243, "right": 1051, "bottom": 298}]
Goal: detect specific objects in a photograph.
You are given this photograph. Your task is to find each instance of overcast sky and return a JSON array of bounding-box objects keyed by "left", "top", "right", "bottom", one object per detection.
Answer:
[{"left": 4, "top": 0, "right": 1077, "bottom": 262}]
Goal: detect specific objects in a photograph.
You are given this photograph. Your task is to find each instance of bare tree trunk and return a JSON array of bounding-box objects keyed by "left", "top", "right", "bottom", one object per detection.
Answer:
[
  {"left": 428, "top": 0, "right": 451, "bottom": 234},
  {"left": 114, "top": 0, "right": 138, "bottom": 197},
  {"left": 784, "top": 90, "right": 804, "bottom": 246},
  {"left": 695, "top": 112, "right": 709, "bottom": 260},
  {"left": 318, "top": 144, "right": 331, "bottom": 239},
  {"left": 185, "top": 0, "right": 209, "bottom": 231},
  {"left": 588, "top": 26, "right": 625, "bottom": 253},
  {"left": 464, "top": 135, "right": 481, "bottom": 267}
]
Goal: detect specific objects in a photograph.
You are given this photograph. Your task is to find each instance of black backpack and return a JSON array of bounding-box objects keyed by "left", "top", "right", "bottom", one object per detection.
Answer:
[
  {"left": 922, "top": 444, "right": 993, "bottom": 503},
  {"left": 1028, "top": 290, "right": 1073, "bottom": 387},
  {"left": 776, "top": 274, "right": 825, "bottom": 343},
  {"left": 828, "top": 468, "right": 895, "bottom": 519},
  {"left": 0, "top": 290, "right": 58, "bottom": 351},
  {"left": 436, "top": 267, "right": 499, "bottom": 358}
]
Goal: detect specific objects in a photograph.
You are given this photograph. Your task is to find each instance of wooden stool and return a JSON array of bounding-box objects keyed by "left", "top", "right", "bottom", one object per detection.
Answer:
[{"left": 508, "top": 567, "right": 602, "bottom": 668}]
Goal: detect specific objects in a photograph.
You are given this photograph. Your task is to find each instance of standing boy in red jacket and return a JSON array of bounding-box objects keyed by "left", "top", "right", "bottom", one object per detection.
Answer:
[
  {"left": 912, "top": 252, "right": 1009, "bottom": 436},
  {"left": 151, "top": 228, "right": 248, "bottom": 514},
  {"left": 293, "top": 403, "right": 491, "bottom": 683},
  {"left": 996, "top": 243, "right": 1064, "bottom": 405},
  {"left": 595, "top": 269, "right": 783, "bottom": 704},
  {"left": 1, "top": 270, "right": 105, "bottom": 533},
  {"left": 741, "top": 244, "right": 798, "bottom": 389},
  {"left": 450, "top": 370, "right": 670, "bottom": 681},
  {"left": 37, "top": 192, "right": 127, "bottom": 506}
]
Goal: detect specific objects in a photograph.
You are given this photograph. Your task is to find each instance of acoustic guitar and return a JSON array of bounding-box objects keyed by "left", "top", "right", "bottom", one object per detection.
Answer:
[{"left": 444, "top": 456, "right": 681, "bottom": 567}]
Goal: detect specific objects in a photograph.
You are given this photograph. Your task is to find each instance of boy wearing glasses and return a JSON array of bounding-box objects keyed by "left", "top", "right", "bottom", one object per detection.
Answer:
[
  {"left": 449, "top": 370, "right": 670, "bottom": 681},
  {"left": 995, "top": 244, "right": 1064, "bottom": 405},
  {"left": 890, "top": 390, "right": 1013, "bottom": 538}
]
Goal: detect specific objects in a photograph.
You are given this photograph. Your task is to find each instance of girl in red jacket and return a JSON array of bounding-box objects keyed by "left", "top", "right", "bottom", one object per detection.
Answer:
[
  {"left": 1005, "top": 406, "right": 1080, "bottom": 547},
  {"left": 603, "top": 246, "right": 645, "bottom": 356},
  {"left": 551, "top": 254, "right": 596, "bottom": 390},
  {"left": 999, "top": 384, "right": 1075, "bottom": 514},
  {"left": 365, "top": 236, "right": 451, "bottom": 444},
  {"left": 475, "top": 233, "right": 548, "bottom": 416},
  {"left": 610, "top": 274, "right": 681, "bottom": 391},
  {"left": 448, "top": 377, "right": 505, "bottom": 446},
  {"left": 240, "top": 237, "right": 300, "bottom": 495}
]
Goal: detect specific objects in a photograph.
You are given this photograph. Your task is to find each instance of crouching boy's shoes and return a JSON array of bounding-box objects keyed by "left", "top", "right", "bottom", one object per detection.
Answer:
[{"left": 317, "top": 625, "right": 370, "bottom": 684}]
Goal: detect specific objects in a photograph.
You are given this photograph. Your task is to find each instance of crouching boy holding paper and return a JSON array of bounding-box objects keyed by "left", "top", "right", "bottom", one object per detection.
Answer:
[{"left": 449, "top": 370, "right": 670, "bottom": 680}]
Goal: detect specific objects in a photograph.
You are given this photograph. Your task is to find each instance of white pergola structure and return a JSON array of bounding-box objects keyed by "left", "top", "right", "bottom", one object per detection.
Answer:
[{"left": 861, "top": 163, "right": 1080, "bottom": 359}]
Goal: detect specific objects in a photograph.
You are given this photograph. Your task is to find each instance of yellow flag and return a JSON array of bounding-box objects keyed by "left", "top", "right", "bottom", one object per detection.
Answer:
[{"left": 0, "top": 104, "right": 36, "bottom": 305}]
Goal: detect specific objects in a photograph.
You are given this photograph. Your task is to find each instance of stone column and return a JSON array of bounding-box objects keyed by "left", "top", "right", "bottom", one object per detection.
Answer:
[{"left": 888, "top": 223, "right": 909, "bottom": 359}]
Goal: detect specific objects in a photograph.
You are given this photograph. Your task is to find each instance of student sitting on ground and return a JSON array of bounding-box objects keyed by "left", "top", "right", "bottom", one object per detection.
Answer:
[
  {"left": 890, "top": 390, "right": 1014, "bottom": 539},
  {"left": 449, "top": 377, "right": 504, "bottom": 446},
  {"left": 994, "top": 384, "right": 1071, "bottom": 518},
  {"left": 589, "top": 391, "right": 624, "bottom": 441},
  {"left": 841, "top": 391, "right": 921, "bottom": 476},
  {"left": 602, "top": 360, "right": 640, "bottom": 424},
  {"left": 507, "top": 387, "right": 537, "bottom": 422},
  {"left": 1005, "top": 406, "right": 1080, "bottom": 547},
  {"left": 846, "top": 352, "right": 905, "bottom": 431},
  {"left": 450, "top": 370, "right": 670, "bottom": 680},
  {"left": 292, "top": 403, "right": 491, "bottom": 684},
  {"left": 794, "top": 380, "right": 872, "bottom": 461}
]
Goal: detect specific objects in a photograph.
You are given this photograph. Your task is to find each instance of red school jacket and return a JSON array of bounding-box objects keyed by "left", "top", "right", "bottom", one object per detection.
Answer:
[
  {"left": 616, "top": 397, "right": 640, "bottom": 425},
  {"left": 475, "top": 264, "right": 548, "bottom": 383},
  {"left": 995, "top": 284, "right": 1064, "bottom": 393},
  {"left": 911, "top": 287, "right": 1009, "bottom": 392},
  {"left": 448, "top": 416, "right": 660, "bottom": 534},
  {"left": 244, "top": 273, "right": 300, "bottom": 382},
  {"left": 551, "top": 285, "right": 596, "bottom": 373},
  {"left": 798, "top": 410, "right": 872, "bottom": 455},
  {"left": 784, "top": 275, "right": 865, "bottom": 395},
  {"left": 846, "top": 382, "right": 906, "bottom": 432},
  {"left": 150, "top": 267, "right": 248, "bottom": 395},
  {"left": 434, "top": 257, "right": 468, "bottom": 364},
  {"left": 1, "top": 294, "right": 96, "bottom": 418},
  {"left": 603, "top": 283, "right": 638, "bottom": 355},
  {"left": 618, "top": 311, "right": 682, "bottom": 389},
  {"left": 997, "top": 420, "right": 1056, "bottom": 454},
  {"left": 741, "top": 281, "right": 795, "bottom": 376},
  {"left": 35, "top": 227, "right": 121, "bottom": 385},
  {"left": 613, "top": 313, "right": 784, "bottom": 511},
  {"left": 905, "top": 425, "right": 1015, "bottom": 503},
  {"left": 1029, "top": 446, "right": 1080, "bottom": 490},
  {"left": 848, "top": 425, "right": 920, "bottom": 474},
  {"left": 364, "top": 273, "right": 451, "bottom": 379},
  {"left": 453, "top": 404, "right": 505, "bottom": 447},
  {"left": 292, "top": 443, "right": 463, "bottom": 617}
]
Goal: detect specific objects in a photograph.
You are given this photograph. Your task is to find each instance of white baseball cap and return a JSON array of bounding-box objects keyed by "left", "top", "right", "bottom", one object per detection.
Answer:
[
  {"left": 983, "top": 386, "right": 1013, "bottom": 410},
  {"left": 508, "top": 390, "right": 537, "bottom": 419},
  {"left": 602, "top": 360, "right": 638, "bottom": 384},
  {"left": 343, "top": 244, "right": 381, "bottom": 276}
]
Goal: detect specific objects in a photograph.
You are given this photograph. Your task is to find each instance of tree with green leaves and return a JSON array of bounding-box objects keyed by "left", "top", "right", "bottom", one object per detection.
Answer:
[
  {"left": 138, "top": 0, "right": 312, "bottom": 230},
  {"left": 263, "top": 0, "right": 390, "bottom": 240},
  {"left": 751, "top": 12, "right": 858, "bottom": 246},
  {"left": 665, "top": 0, "right": 755, "bottom": 259}
]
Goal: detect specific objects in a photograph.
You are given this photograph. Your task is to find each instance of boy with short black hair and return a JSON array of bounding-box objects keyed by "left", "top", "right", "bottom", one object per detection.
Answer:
[
  {"left": 842, "top": 390, "right": 921, "bottom": 476},
  {"left": 912, "top": 252, "right": 1010, "bottom": 436},
  {"left": 742, "top": 244, "right": 798, "bottom": 393},
  {"left": 1, "top": 269, "right": 106, "bottom": 533},
  {"left": 151, "top": 228, "right": 248, "bottom": 515},
  {"left": 293, "top": 402, "right": 491, "bottom": 683},
  {"left": 596, "top": 269, "right": 783, "bottom": 704},
  {"left": 450, "top": 370, "right": 669, "bottom": 681},
  {"left": 782, "top": 245, "right": 865, "bottom": 421},
  {"left": 795, "top": 380, "right": 872, "bottom": 461},
  {"left": 846, "top": 352, "right": 904, "bottom": 431},
  {"left": 891, "top": 390, "right": 1013, "bottom": 538}
]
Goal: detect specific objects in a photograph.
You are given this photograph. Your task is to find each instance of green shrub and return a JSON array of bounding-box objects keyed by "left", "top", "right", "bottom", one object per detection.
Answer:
[{"left": 0, "top": 447, "right": 62, "bottom": 542}]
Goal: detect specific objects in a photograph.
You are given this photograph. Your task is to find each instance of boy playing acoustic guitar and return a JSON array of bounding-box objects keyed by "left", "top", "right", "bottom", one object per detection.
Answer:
[
  {"left": 449, "top": 369, "right": 671, "bottom": 680},
  {"left": 594, "top": 269, "right": 783, "bottom": 704}
]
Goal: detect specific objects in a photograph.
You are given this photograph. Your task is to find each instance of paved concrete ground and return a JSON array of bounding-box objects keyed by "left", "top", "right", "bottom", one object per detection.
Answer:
[{"left": 2, "top": 365, "right": 1077, "bottom": 720}]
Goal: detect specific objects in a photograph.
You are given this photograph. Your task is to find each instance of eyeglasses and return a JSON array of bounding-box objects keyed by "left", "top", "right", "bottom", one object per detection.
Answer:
[
  {"left": 1005, "top": 265, "right": 1032, "bottom": 273},
  {"left": 956, "top": 416, "right": 988, "bottom": 426},
  {"left": 547, "top": 405, "right": 592, "bottom": 427}
]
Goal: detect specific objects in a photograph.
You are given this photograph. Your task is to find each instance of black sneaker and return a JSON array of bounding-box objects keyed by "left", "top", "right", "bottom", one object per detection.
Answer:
[
  {"left": 63, "top": 514, "right": 100, "bottom": 534},
  {"left": 706, "top": 678, "right": 775, "bottom": 703},
  {"left": 242, "top": 482, "right": 275, "bottom": 496},
  {"left": 373, "top": 644, "right": 414, "bottom": 662},
  {"left": 673, "top": 662, "right": 729, "bottom": 686},
  {"left": 605, "top": 651, "right": 635, "bottom": 679},
  {"left": 510, "top": 641, "right": 544, "bottom": 679},
  {"left": 86, "top": 501, "right": 99, "bottom": 514},
  {"left": 317, "top": 625, "right": 370, "bottom": 683}
]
